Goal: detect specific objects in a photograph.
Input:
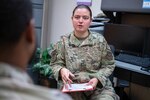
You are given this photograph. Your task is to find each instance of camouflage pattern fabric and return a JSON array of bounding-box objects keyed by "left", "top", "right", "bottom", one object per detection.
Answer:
[
  {"left": 0, "top": 63, "right": 72, "bottom": 100},
  {"left": 51, "top": 31, "right": 120, "bottom": 100}
]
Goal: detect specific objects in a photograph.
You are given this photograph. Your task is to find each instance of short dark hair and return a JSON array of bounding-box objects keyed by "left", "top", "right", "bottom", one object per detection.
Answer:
[
  {"left": 72, "top": 4, "right": 92, "bottom": 18},
  {"left": 0, "top": 0, "right": 33, "bottom": 45}
]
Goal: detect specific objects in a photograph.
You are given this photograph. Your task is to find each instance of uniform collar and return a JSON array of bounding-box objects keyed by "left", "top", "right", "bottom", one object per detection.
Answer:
[{"left": 69, "top": 31, "right": 95, "bottom": 47}]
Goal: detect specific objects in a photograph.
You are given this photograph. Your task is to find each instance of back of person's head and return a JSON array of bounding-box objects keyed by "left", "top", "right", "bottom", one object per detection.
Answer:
[{"left": 0, "top": 0, "right": 33, "bottom": 46}]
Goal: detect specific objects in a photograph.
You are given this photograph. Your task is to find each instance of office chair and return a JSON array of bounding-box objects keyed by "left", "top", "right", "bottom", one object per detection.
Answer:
[{"left": 109, "top": 45, "right": 130, "bottom": 100}]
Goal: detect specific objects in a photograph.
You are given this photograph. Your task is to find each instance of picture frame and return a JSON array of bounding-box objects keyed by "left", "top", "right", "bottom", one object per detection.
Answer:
[{"left": 76, "top": 0, "right": 92, "bottom": 6}]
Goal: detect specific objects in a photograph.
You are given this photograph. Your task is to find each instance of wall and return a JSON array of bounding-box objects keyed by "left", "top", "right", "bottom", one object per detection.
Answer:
[{"left": 44, "top": 0, "right": 102, "bottom": 46}]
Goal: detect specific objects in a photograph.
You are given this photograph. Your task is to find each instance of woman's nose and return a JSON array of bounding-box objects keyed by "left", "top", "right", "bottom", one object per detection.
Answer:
[{"left": 79, "top": 17, "right": 83, "bottom": 22}]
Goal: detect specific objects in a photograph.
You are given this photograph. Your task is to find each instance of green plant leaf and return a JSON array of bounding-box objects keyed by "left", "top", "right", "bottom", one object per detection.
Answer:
[{"left": 32, "top": 43, "right": 54, "bottom": 78}]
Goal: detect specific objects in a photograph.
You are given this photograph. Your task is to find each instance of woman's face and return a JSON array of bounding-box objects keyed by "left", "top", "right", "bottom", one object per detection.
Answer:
[{"left": 72, "top": 8, "right": 92, "bottom": 33}]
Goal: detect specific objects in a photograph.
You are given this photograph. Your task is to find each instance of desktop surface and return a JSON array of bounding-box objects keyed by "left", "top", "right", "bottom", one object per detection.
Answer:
[
  {"left": 115, "top": 53, "right": 150, "bottom": 68},
  {"left": 115, "top": 60, "right": 150, "bottom": 87},
  {"left": 115, "top": 60, "right": 150, "bottom": 75}
]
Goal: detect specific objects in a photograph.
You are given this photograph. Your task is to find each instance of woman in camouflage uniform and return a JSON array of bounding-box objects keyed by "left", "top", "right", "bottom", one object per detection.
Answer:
[{"left": 50, "top": 4, "right": 119, "bottom": 100}]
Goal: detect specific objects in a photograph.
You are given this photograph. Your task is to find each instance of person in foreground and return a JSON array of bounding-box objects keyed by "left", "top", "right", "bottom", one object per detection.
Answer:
[
  {"left": 0, "top": 0, "right": 72, "bottom": 100},
  {"left": 50, "top": 4, "right": 120, "bottom": 100}
]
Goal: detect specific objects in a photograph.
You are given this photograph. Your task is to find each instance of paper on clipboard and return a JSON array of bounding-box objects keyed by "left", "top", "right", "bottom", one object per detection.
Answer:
[{"left": 62, "top": 83, "right": 93, "bottom": 92}]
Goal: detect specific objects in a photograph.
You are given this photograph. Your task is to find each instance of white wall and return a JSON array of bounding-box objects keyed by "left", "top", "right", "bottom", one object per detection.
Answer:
[
  {"left": 44, "top": 0, "right": 102, "bottom": 46},
  {"left": 91, "top": 0, "right": 103, "bottom": 17}
]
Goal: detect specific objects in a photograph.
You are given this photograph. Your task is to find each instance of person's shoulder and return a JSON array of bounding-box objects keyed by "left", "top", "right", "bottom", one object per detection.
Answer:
[
  {"left": 90, "top": 31, "right": 104, "bottom": 38},
  {"left": 0, "top": 78, "right": 72, "bottom": 100},
  {"left": 90, "top": 31, "right": 105, "bottom": 42},
  {"left": 34, "top": 85, "right": 72, "bottom": 100},
  {"left": 0, "top": 89, "right": 72, "bottom": 100},
  {"left": 26, "top": 84, "right": 73, "bottom": 100},
  {"left": 49, "top": 89, "right": 72, "bottom": 100},
  {"left": 60, "top": 33, "right": 71, "bottom": 40},
  {"left": 55, "top": 33, "right": 71, "bottom": 44}
]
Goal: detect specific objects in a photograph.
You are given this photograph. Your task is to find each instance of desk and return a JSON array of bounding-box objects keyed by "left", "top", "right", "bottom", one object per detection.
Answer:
[{"left": 114, "top": 60, "right": 150, "bottom": 87}]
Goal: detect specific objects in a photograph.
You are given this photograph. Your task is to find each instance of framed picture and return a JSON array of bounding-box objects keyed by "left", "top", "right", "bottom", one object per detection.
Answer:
[
  {"left": 76, "top": 0, "right": 92, "bottom": 6},
  {"left": 143, "top": 0, "right": 150, "bottom": 8}
]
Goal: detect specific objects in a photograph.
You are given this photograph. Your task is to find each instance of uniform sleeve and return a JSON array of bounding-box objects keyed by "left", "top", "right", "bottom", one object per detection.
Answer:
[
  {"left": 50, "top": 40, "right": 66, "bottom": 81},
  {"left": 89, "top": 38, "right": 115, "bottom": 87}
]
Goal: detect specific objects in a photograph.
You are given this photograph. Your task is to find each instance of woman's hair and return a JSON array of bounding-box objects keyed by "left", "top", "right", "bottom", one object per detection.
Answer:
[{"left": 72, "top": 4, "right": 92, "bottom": 18}]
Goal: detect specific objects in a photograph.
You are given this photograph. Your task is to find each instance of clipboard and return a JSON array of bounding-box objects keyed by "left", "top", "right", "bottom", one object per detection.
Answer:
[{"left": 62, "top": 83, "right": 93, "bottom": 92}]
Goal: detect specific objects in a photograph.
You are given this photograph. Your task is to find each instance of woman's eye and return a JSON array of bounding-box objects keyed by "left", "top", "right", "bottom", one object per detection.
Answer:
[
  {"left": 74, "top": 16, "right": 90, "bottom": 20},
  {"left": 82, "top": 16, "right": 89, "bottom": 20},
  {"left": 74, "top": 16, "right": 80, "bottom": 20}
]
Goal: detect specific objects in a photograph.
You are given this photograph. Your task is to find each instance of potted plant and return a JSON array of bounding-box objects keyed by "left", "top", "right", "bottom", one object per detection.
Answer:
[{"left": 32, "top": 43, "right": 56, "bottom": 88}]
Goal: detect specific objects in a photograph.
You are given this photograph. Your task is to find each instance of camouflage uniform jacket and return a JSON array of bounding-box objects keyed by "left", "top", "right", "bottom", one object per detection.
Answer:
[
  {"left": 0, "top": 63, "right": 72, "bottom": 100},
  {"left": 51, "top": 31, "right": 116, "bottom": 90}
]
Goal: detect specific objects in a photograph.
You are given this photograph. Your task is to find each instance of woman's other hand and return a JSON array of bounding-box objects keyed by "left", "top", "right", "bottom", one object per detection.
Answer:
[
  {"left": 87, "top": 78, "right": 98, "bottom": 89},
  {"left": 60, "top": 68, "right": 75, "bottom": 85}
]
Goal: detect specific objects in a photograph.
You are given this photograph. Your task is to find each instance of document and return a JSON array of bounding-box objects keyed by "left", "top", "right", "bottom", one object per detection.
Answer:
[{"left": 62, "top": 83, "right": 93, "bottom": 92}]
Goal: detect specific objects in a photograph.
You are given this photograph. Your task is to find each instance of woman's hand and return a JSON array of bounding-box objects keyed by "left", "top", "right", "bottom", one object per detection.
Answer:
[
  {"left": 87, "top": 78, "right": 98, "bottom": 89},
  {"left": 60, "top": 68, "right": 75, "bottom": 85}
]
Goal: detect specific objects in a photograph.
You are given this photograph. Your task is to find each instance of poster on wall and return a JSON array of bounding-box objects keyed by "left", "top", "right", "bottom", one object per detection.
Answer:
[{"left": 76, "top": 0, "right": 92, "bottom": 6}]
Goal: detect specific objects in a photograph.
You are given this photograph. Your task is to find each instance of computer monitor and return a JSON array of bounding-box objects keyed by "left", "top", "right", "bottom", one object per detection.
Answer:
[
  {"left": 101, "top": 0, "right": 150, "bottom": 14},
  {"left": 103, "top": 23, "right": 149, "bottom": 57}
]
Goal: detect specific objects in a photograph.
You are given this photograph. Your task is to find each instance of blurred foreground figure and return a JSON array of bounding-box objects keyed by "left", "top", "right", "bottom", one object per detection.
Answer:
[{"left": 0, "top": 0, "right": 72, "bottom": 100}]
